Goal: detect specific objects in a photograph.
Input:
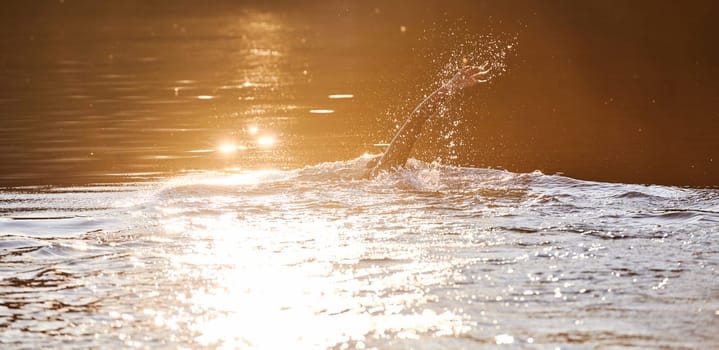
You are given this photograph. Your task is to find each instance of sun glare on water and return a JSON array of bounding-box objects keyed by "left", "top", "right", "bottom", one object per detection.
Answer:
[
  {"left": 156, "top": 188, "right": 472, "bottom": 349},
  {"left": 328, "top": 94, "right": 354, "bottom": 99},
  {"left": 309, "top": 109, "right": 335, "bottom": 114},
  {"left": 257, "top": 136, "right": 275, "bottom": 147},
  {"left": 134, "top": 9, "right": 474, "bottom": 350},
  {"left": 217, "top": 144, "right": 247, "bottom": 153}
]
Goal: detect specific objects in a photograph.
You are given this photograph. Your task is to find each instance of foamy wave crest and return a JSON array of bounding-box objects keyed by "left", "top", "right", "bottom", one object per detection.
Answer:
[{"left": 150, "top": 155, "right": 545, "bottom": 200}]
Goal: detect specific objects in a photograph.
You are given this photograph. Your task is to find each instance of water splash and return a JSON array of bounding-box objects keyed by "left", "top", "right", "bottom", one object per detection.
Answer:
[
  {"left": 416, "top": 29, "right": 518, "bottom": 165},
  {"left": 1, "top": 157, "right": 718, "bottom": 348}
]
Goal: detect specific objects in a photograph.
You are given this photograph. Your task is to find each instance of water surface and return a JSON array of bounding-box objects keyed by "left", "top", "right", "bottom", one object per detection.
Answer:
[
  {"left": 1, "top": 159, "right": 718, "bottom": 348},
  {"left": 1, "top": 2, "right": 718, "bottom": 349},
  {"left": 4, "top": 1, "right": 716, "bottom": 186}
]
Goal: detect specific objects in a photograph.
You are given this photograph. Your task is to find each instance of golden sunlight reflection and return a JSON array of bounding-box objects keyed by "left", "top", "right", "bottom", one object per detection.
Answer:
[
  {"left": 328, "top": 94, "right": 354, "bottom": 99},
  {"left": 196, "top": 95, "right": 215, "bottom": 100},
  {"left": 145, "top": 8, "right": 472, "bottom": 347},
  {"left": 164, "top": 170, "right": 285, "bottom": 187},
  {"left": 155, "top": 172, "right": 473, "bottom": 348},
  {"left": 310, "top": 109, "right": 335, "bottom": 114},
  {"left": 218, "top": 144, "right": 247, "bottom": 153},
  {"left": 256, "top": 136, "right": 275, "bottom": 147},
  {"left": 221, "top": 10, "right": 286, "bottom": 92}
]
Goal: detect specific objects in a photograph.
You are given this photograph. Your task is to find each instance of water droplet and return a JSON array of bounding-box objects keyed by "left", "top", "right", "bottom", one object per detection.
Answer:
[{"left": 495, "top": 334, "right": 514, "bottom": 344}]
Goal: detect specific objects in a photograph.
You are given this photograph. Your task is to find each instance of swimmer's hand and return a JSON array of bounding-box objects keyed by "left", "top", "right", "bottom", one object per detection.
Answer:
[{"left": 441, "top": 63, "right": 492, "bottom": 94}]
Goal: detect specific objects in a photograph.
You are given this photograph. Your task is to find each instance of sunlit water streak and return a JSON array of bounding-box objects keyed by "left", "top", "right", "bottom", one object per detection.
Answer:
[{"left": 1, "top": 156, "right": 718, "bottom": 349}]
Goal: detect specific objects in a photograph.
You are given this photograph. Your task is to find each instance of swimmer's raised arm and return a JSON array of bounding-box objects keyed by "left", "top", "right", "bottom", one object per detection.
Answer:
[{"left": 367, "top": 64, "right": 492, "bottom": 177}]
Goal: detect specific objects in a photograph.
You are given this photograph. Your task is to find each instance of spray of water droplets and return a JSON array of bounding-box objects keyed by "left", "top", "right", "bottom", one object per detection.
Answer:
[
  {"left": 418, "top": 28, "right": 518, "bottom": 164},
  {"left": 375, "top": 22, "right": 518, "bottom": 165}
]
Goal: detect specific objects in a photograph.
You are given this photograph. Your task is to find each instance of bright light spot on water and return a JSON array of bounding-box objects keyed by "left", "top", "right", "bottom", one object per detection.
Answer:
[
  {"left": 218, "top": 144, "right": 246, "bottom": 153},
  {"left": 257, "top": 137, "right": 275, "bottom": 146},
  {"left": 249, "top": 48, "right": 280, "bottom": 56},
  {"left": 328, "top": 94, "right": 354, "bottom": 99},
  {"left": 242, "top": 81, "right": 253, "bottom": 88},
  {"left": 154, "top": 168, "right": 475, "bottom": 347},
  {"left": 653, "top": 277, "right": 669, "bottom": 290},
  {"left": 197, "top": 95, "right": 214, "bottom": 100},
  {"left": 495, "top": 334, "right": 514, "bottom": 344},
  {"left": 310, "top": 109, "right": 334, "bottom": 114},
  {"left": 527, "top": 337, "right": 534, "bottom": 343},
  {"left": 218, "top": 144, "right": 236, "bottom": 153},
  {"left": 248, "top": 126, "right": 259, "bottom": 135},
  {"left": 105, "top": 171, "right": 164, "bottom": 178},
  {"left": 188, "top": 149, "right": 215, "bottom": 153},
  {"left": 400, "top": 25, "right": 407, "bottom": 33}
]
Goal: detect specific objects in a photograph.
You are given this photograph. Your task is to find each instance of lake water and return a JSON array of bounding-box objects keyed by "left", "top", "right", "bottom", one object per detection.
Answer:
[
  {"left": 1, "top": 1, "right": 718, "bottom": 349},
  {"left": 1, "top": 160, "right": 718, "bottom": 349},
  {"left": 1, "top": 3, "right": 392, "bottom": 186}
]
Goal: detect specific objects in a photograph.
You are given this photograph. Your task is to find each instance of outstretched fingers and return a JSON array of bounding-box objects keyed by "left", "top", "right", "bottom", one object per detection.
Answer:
[
  {"left": 472, "top": 70, "right": 491, "bottom": 80},
  {"left": 449, "top": 64, "right": 494, "bottom": 89},
  {"left": 464, "top": 66, "right": 483, "bottom": 75},
  {"left": 471, "top": 65, "right": 492, "bottom": 82},
  {"left": 475, "top": 63, "right": 493, "bottom": 75},
  {"left": 476, "top": 66, "right": 492, "bottom": 75},
  {"left": 464, "top": 64, "right": 492, "bottom": 77},
  {"left": 472, "top": 77, "right": 490, "bottom": 83}
]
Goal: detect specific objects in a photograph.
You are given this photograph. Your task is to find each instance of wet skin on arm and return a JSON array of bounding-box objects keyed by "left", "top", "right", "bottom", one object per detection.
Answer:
[{"left": 366, "top": 64, "right": 492, "bottom": 177}]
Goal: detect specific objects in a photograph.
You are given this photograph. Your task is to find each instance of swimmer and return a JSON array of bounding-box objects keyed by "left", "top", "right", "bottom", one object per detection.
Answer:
[{"left": 366, "top": 63, "right": 492, "bottom": 177}]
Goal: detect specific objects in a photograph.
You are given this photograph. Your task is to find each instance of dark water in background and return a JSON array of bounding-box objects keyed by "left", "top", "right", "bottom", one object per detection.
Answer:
[{"left": 1, "top": 0, "right": 718, "bottom": 187}]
